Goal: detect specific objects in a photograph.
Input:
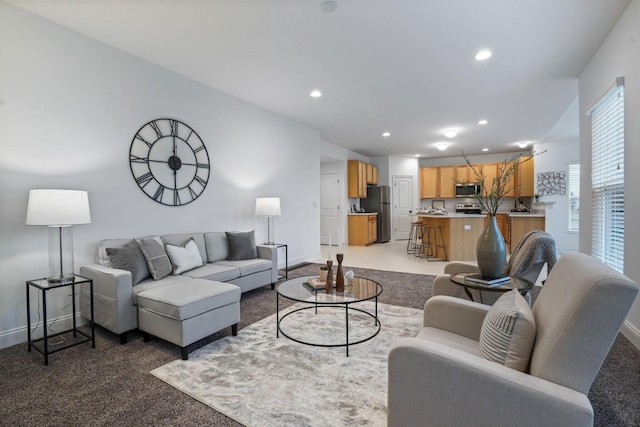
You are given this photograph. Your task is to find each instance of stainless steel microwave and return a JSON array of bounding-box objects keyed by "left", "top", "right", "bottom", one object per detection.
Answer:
[{"left": 455, "top": 183, "right": 481, "bottom": 198}]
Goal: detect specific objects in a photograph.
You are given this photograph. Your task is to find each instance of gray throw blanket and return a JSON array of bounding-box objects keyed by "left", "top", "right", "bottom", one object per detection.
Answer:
[{"left": 503, "top": 230, "right": 557, "bottom": 278}]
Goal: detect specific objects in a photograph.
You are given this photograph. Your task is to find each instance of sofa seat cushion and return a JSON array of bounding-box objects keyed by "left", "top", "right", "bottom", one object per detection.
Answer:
[
  {"left": 133, "top": 275, "right": 193, "bottom": 305},
  {"left": 215, "top": 258, "right": 272, "bottom": 276},
  {"left": 417, "top": 327, "right": 482, "bottom": 357},
  {"left": 181, "top": 263, "right": 240, "bottom": 282},
  {"left": 136, "top": 279, "right": 241, "bottom": 321}
]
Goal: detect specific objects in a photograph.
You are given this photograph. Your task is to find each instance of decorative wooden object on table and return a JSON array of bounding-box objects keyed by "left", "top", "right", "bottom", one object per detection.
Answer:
[
  {"left": 335, "top": 253, "right": 344, "bottom": 292},
  {"left": 325, "top": 260, "right": 333, "bottom": 293}
]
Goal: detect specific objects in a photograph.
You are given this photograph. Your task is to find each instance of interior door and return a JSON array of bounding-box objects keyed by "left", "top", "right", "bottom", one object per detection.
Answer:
[
  {"left": 393, "top": 175, "right": 413, "bottom": 240},
  {"left": 320, "top": 173, "right": 340, "bottom": 245}
]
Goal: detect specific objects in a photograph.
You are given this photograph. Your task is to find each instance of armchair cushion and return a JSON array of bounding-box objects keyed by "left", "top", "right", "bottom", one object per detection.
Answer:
[{"left": 479, "top": 289, "right": 536, "bottom": 371}]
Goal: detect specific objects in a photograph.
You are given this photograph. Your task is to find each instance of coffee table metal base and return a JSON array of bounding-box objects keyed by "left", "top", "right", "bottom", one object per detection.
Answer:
[{"left": 276, "top": 299, "right": 381, "bottom": 357}]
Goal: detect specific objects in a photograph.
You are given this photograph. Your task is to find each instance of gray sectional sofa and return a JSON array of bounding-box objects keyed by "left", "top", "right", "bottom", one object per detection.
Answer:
[{"left": 79, "top": 231, "right": 277, "bottom": 358}]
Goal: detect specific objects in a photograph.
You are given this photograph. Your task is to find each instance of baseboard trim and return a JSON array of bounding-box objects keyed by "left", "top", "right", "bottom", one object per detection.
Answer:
[
  {"left": 0, "top": 312, "right": 87, "bottom": 350},
  {"left": 621, "top": 320, "right": 640, "bottom": 350}
]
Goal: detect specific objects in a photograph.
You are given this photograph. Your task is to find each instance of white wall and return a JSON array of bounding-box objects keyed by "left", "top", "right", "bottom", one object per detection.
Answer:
[
  {"left": 532, "top": 139, "right": 580, "bottom": 254},
  {"left": 578, "top": 0, "right": 640, "bottom": 347},
  {"left": 0, "top": 3, "right": 321, "bottom": 348}
]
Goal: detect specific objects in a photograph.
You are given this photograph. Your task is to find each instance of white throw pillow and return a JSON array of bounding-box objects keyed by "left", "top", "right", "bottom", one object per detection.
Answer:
[
  {"left": 479, "top": 289, "right": 536, "bottom": 372},
  {"left": 165, "top": 238, "right": 204, "bottom": 275}
]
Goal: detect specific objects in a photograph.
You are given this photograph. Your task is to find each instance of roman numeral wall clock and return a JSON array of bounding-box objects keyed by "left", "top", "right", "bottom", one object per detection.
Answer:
[{"left": 129, "top": 118, "right": 210, "bottom": 206}]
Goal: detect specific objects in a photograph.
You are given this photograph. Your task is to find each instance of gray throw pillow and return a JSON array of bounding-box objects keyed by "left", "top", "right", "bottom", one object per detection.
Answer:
[
  {"left": 226, "top": 230, "right": 257, "bottom": 261},
  {"left": 106, "top": 240, "right": 150, "bottom": 285},
  {"left": 139, "top": 237, "right": 172, "bottom": 280}
]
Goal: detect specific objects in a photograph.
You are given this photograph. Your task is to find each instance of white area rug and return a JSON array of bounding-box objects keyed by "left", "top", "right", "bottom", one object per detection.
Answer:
[{"left": 151, "top": 302, "right": 422, "bottom": 426}]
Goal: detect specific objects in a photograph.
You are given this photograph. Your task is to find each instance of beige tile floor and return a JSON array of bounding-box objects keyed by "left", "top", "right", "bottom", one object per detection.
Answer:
[
  {"left": 312, "top": 240, "right": 460, "bottom": 276},
  {"left": 312, "top": 240, "right": 547, "bottom": 285}
]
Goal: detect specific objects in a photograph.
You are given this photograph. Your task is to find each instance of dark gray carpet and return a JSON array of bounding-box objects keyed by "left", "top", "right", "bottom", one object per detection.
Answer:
[{"left": 0, "top": 265, "right": 638, "bottom": 426}]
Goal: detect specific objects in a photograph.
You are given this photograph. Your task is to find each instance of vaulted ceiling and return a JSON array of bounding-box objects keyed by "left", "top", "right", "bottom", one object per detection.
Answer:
[{"left": 7, "top": 0, "right": 631, "bottom": 158}]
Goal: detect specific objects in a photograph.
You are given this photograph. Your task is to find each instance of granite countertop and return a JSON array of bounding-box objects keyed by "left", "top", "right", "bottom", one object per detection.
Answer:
[{"left": 348, "top": 212, "right": 378, "bottom": 215}]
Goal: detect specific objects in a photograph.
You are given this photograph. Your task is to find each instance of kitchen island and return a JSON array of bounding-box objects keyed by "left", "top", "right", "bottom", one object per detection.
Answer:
[{"left": 416, "top": 213, "right": 485, "bottom": 261}]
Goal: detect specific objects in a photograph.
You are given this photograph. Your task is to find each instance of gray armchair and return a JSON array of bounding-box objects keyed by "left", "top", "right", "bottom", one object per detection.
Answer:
[
  {"left": 388, "top": 252, "right": 638, "bottom": 427},
  {"left": 433, "top": 230, "right": 557, "bottom": 304}
]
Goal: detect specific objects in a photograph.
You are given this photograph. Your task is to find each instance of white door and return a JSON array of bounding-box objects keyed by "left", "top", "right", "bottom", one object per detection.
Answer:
[
  {"left": 393, "top": 175, "right": 413, "bottom": 240},
  {"left": 320, "top": 173, "right": 340, "bottom": 245}
]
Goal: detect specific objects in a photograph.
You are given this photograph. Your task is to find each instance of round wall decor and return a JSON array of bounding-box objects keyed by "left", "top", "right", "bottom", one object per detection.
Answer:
[{"left": 129, "top": 118, "right": 210, "bottom": 206}]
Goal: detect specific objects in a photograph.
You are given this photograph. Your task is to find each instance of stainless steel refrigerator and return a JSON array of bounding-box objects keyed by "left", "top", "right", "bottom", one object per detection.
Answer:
[{"left": 361, "top": 186, "right": 391, "bottom": 243}]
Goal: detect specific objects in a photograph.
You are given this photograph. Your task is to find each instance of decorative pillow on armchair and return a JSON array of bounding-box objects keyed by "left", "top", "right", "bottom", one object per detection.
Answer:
[
  {"left": 165, "top": 238, "right": 203, "bottom": 275},
  {"left": 225, "top": 230, "right": 257, "bottom": 261},
  {"left": 106, "top": 239, "right": 150, "bottom": 285},
  {"left": 479, "top": 289, "right": 536, "bottom": 372}
]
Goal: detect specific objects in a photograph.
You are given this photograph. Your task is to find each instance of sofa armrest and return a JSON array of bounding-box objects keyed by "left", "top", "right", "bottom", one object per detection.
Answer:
[
  {"left": 388, "top": 337, "right": 593, "bottom": 427},
  {"left": 79, "top": 264, "right": 137, "bottom": 335},
  {"left": 256, "top": 245, "right": 278, "bottom": 283},
  {"left": 423, "top": 295, "right": 489, "bottom": 340}
]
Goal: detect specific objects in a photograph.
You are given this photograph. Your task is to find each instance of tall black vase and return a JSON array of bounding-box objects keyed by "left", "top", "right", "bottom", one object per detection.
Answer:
[{"left": 476, "top": 215, "right": 507, "bottom": 279}]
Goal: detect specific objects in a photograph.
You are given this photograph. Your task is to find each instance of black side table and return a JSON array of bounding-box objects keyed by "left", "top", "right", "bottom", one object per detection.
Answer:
[
  {"left": 26, "top": 275, "right": 95, "bottom": 365},
  {"left": 273, "top": 243, "right": 288, "bottom": 281}
]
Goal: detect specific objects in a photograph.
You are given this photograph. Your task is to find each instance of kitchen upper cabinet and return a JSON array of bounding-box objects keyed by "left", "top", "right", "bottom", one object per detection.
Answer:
[
  {"left": 480, "top": 163, "right": 499, "bottom": 197},
  {"left": 420, "top": 156, "right": 535, "bottom": 199},
  {"left": 348, "top": 160, "right": 367, "bottom": 198},
  {"left": 420, "top": 167, "right": 438, "bottom": 199},
  {"left": 420, "top": 166, "right": 455, "bottom": 199},
  {"left": 366, "top": 163, "right": 378, "bottom": 185},
  {"left": 438, "top": 166, "right": 456, "bottom": 198},
  {"left": 517, "top": 156, "right": 535, "bottom": 197},
  {"left": 456, "top": 164, "right": 483, "bottom": 184}
]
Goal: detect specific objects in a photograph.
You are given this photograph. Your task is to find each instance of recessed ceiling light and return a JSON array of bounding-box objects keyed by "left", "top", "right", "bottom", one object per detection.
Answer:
[
  {"left": 319, "top": 0, "right": 338, "bottom": 13},
  {"left": 436, "top": 143, "right": 448, "bottom": 151},
  {"left": 310, "top": 90, "right": 322, "bottom": 98},
  {"left": 478, "top": 119, "right": 488, "bottom": 125},
  {"left": 443, "top": 129, "right": 458, "bottom": 138},
  {"left": 475, "top": 50, "right": 492, "bottom": 61},
  {"left": 517, "top": 141, "right": 529, "bottom": 148},
  {"left": 382, "top": 132, "right": 391, "bottom": 137},
  {"left": 482, "top": 148, "right": 489, "bottom": 152},
  {"left": 414, "top": 154, "right": 421, "bottom": 157}
]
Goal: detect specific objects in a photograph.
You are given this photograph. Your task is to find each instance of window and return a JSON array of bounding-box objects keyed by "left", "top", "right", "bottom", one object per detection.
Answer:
[
  {"left": 590, "top": 78, "right": 624, "bottom": 272},
  {"left": 568, "top": 163, "right": 580, "bottom": 232}
]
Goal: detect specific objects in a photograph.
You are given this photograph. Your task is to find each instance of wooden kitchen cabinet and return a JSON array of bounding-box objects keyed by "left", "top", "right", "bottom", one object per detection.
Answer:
[
  {"left": 510, "top": 215, "right": 545, "bottom": 247},
  {"left": 516, "top": 156, "right": 535, "bottom": 197},
  {"left": 366, "top": 163, "right": 378, "bottom": 185},
  {"left": 348, "top": 160, "right": 367, "bottom": 198},
  {"left": 348, "top": 214, "right": 377, "bottom": 246},
  {"left": 420, "top": 166, "right": 455, "bottom": 199},
  {"left": 439, "top": 166, "right": 456, "bottom": 198},
  {"left": 420, "top": 167, "right": 438, "bottom": 199}
]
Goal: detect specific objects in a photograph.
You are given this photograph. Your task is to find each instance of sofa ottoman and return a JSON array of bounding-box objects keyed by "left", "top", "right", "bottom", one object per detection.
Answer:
[{"left": 136, "top": 279, "right": 241, "bottom": 360}]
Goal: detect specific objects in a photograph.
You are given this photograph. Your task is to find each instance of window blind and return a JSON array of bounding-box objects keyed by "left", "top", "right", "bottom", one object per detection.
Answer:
[
  {"left": 591, "top": 82, "right": 624, "bottom": 272},
  {"left": 568, "top": 163, "right": 580, "bottom": 232}
]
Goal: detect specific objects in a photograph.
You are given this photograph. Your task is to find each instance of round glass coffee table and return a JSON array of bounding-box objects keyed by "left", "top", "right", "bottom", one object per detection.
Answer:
[
  {"left": 449, "top": 272, "right": 534, "bottom": 303},
  {"left": 275, "top": 275, "right": 382, "bottom": 357}
]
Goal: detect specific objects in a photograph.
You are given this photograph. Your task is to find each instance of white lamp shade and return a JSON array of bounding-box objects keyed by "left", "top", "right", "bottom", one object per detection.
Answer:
[
  {"left": 26, "top": 189, "right": 92, "bottom": 226},
  {"left": 255, "top": 197, "right": 281, "bottom": 216}
]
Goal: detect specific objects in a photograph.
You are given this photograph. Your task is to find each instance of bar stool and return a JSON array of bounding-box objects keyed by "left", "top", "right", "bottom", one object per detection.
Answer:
[
  {"left": 407, "top": 221, "right": 423, "bottom": 254},
  {"left": 416, "top": 225, "right": 448, "bottom": 261}
]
